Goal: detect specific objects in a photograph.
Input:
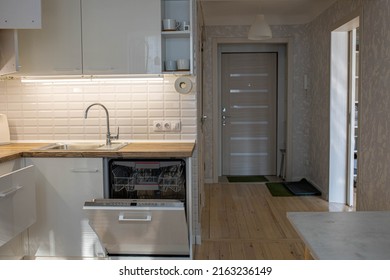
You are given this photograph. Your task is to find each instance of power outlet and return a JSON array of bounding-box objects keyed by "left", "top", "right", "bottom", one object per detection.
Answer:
[
  {"left": 163, "top": 121, "right": 171, "bottom": 131},
  {"left": 153, "top": 120, "right": 163, "bottom": 132},
  {"left": 153, "top": 120, "right": 181, "bottom": 132}
]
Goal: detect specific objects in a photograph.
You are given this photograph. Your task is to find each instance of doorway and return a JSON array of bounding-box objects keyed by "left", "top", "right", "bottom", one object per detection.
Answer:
[
  {"left": 216, "top": 43, "right": 286, "bottom": 178},
  {"left": 329, "top": 16, "right": 360, "bottom": 206}
]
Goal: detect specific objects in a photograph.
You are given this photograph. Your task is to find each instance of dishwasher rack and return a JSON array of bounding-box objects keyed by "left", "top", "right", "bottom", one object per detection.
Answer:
[{"left": 109, "top": 159, "right": 186, "bottom": 200}]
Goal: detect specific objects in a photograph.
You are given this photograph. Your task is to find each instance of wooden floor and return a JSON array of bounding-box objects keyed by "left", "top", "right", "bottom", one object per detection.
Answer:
[{"left": 194, "top": 182, "right": 352, "bottom": 260}]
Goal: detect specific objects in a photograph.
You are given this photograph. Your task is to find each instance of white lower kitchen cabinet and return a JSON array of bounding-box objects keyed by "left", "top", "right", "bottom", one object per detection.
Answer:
[
  {"left": 26, "top": 158, "right": 105, "bottom": 258},
  {"left": 0, "top": 158, "right": 35, "bottom": 259}
]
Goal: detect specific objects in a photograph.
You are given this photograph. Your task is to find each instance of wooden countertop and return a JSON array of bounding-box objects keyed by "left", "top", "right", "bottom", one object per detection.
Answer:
[
  {"left": 287, "top": 211, "right": 390, "bottom": 260},
  {"left": 0, "top": 142, "right": 195, "bottom": 163}
]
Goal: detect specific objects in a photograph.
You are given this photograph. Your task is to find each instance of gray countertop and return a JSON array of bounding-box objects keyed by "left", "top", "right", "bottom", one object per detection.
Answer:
[{"left": 287, "top": 211, "right": 390, "bottom": 260}]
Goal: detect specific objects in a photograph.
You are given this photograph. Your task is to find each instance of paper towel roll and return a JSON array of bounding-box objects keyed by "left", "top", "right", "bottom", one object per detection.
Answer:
[{"left": 174, "top": 77, "right": 193, "bottom": 94}]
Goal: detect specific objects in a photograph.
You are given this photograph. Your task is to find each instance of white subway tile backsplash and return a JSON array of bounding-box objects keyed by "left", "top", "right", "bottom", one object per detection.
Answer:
[
  {"left": 132, "top": 110, "right": 148, "bottom": 118},
  {"left": 23, "top": 119, "right": 38, "bottom": 126},
  {"left": 132, "top": 84, "right": 148, "bottom": 93},
  {"left": 133, "top": 126, "right": 148, "bottom": 134},
  {"left": 164, "top": 93, "right": 180, "bottom": 101},
  {"left": 181, "top": 109, "right": 196, "bottom": 117},
  {"left": 133, "top": 119, "right": 148, "bottom": 126},
  {"left": 148, "top": 93, "right": 164, "bottom": 101},
  {"left": 0, "top": 77, "right": 196, "bottom": 141},
  {"left": 181, "top": 101, "right": 196, "bottom": 109},
  {"left": 164, "top": 109, "right": 181, "bottom": 117},
  {"left": 131, "top": 93, "right": 148, "bottom": 101}
]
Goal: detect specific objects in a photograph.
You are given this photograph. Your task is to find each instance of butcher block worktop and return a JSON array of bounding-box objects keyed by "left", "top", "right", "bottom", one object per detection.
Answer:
[{"left": 0, "top": 142, "right": 195, "bottom": 163}]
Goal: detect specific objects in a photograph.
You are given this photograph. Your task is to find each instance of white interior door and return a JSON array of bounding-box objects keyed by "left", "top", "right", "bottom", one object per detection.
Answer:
[
  {"left": 221, "top": 52, "right": 277, "bottom": 176},
  {"left": 330, "top": 17, "right": 359, "bottom": 205}
]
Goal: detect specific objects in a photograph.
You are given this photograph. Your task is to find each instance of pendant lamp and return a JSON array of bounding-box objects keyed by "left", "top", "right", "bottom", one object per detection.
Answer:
[{"left": 248, "top": 14, "right": 272, "bottom": 40}]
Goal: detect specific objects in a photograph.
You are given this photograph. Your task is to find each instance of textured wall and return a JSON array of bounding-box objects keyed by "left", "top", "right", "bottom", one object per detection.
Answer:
[
  {"left": 307, "top": 0, "right": 390, "bottom": 210},
  {"left": 358, "top": 0, "right": 390, "bottom": 210},
  {"left": 306, "top": 0, "right": 363, "bottom": 197},
  {"left": 202, "top": 24, "right": 311, "bottom": 182}
]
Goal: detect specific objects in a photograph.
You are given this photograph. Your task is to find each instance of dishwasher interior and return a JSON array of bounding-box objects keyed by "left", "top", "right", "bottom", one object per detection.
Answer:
[
  {"left": 107, "top": 159, "right": 186, "bottom": 200},
  {"left": 84, "top": 158, "right": 190, "bottom": 259}
]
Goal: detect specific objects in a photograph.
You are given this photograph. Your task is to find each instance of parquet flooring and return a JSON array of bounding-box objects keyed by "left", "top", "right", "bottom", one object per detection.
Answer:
[{"left": 194, "top": 182, "right": 351, "bottom": 260}]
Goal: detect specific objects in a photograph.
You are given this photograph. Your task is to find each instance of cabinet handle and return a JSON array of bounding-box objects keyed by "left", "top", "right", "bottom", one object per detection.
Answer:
[
  {"left": 0, "top": 186, "right": 23, "bottom": 199},
  {"left": 71, "top": 168, "right": 99, "bottom": 173}
]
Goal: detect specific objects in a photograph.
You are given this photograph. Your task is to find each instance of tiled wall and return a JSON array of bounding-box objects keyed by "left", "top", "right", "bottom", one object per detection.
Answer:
[{"left": 0, "top": 76, "right": 197, "bottom": 142}]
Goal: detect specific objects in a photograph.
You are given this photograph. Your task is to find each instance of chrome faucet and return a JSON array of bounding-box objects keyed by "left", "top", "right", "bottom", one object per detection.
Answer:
[{"left": 84, "top": 103, "right": 119, "bottom": 146}]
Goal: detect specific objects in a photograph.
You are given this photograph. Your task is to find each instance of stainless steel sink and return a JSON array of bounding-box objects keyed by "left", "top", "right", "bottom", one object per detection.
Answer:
[{"left": 38, "top": 142, "right": 127, "bottom": 151}]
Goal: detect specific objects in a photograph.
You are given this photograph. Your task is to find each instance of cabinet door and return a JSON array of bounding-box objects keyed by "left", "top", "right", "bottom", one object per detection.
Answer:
[
  {"left": 82, "top": 0, "right": 161, "bottom": 74},
  {"left": 0, "top": 165, "right": 36, "bottom": 248},
  {"left": 26, "top": 158, "right": 104, "bottom": 258},
  {"left": 0, "top": 30, "right": 18, "bottom": 76},
  {"left": 0, "top": 0, "right": 41, "bottom": 29},
  {"left": 17, "top": 0, "right": 82, "bottom": 75}
]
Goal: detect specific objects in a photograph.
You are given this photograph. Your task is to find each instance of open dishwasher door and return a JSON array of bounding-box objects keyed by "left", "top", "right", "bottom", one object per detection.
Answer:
[{"left": 83, "top": 199, "right": 190, "bottom": 258}]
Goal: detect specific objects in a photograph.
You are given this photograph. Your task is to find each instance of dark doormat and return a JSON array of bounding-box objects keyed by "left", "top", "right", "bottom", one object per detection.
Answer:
[
  {"left": 227, "top": 175, "right": 268, "bottom": 183},
  {"left": 266, "top": 182, "right": 294, "bottom": 196},
  {"left": 283, "top": 178, "right": 321, "bottom": 196}
]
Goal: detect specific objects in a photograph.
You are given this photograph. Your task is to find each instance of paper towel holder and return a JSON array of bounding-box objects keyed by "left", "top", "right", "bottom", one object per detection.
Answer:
[{"left": 174, "top": 77, "right": 193, "bottom": 94}]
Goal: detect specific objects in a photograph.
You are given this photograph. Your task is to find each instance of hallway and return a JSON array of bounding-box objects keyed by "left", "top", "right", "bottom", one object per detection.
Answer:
[{"left": 194, "top": 182, "right": 352, "bottom": 259}]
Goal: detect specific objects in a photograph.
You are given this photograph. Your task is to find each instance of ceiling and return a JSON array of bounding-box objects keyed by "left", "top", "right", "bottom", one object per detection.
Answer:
[{"left": 199, "top": 0, "right": 338, "bottom": 26}]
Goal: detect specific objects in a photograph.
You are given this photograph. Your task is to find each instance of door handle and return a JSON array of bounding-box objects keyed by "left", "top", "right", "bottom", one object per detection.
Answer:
[{"left": 201, "top": 115, "right": 207, "bottom": 125}]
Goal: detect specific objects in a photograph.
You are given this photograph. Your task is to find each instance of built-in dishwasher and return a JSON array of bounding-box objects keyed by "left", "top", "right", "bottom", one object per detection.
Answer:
[{"left": 83, "top": 159, "right": 190, "bottom": 259}]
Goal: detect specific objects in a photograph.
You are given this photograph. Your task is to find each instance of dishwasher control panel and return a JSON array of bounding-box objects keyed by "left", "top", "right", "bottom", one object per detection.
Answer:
[{"left": 84, "top": 199, "right": 184, "bottom": 208}]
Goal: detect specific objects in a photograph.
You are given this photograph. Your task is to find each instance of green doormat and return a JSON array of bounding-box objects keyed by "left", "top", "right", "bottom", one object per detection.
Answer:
[
  {"left": 227, "top": 175, "right": 268, "bottom": 183},
  {"left": 266, "top": 182, "right": 294, "bottom": 196}
]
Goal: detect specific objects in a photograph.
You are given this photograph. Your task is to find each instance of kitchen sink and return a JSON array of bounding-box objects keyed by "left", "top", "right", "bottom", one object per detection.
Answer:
[{"left": 38, "top": 142, "right": 127, "bottom": 151}]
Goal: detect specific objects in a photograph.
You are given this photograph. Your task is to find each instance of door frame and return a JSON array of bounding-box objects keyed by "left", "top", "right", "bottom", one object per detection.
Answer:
[
  {"left": 211, "top": 37, "right": 292, "bottom": 182},
  {"left": 329, "top": 16, "right": 360, "bottom": 205}
]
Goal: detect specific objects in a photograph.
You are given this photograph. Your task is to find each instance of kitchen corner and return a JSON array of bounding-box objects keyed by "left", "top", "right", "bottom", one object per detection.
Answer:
[
  {"left": 0, "top": 139, "right": 196, "bottom": 260},
  {"left": 0, "top": 74, "right": 198, "bottom": 260}
]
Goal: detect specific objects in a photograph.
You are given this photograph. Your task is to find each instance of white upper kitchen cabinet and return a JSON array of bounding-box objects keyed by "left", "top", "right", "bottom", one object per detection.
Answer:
[
  {"left": 17, "top": 0, "right": 82, "bottom": 75},
  {"left": 0, "top": 0, "right": 41, "bottom": 29},
  {"left": 82, "top": 0, "right": 161, "bottom": 75}
]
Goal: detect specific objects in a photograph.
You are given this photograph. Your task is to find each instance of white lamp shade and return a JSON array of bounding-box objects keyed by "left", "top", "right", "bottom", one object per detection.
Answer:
[{"left": 248, "top": 14, "right": 272, "bottom": 40}]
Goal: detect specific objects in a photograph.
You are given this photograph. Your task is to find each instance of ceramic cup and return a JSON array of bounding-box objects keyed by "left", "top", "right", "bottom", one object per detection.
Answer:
[
  {"left": 176, "top": 59, "right": 190, "bottom": 70},
  {"left": 181, "top": 20, "right": 190, "bottom": 31},
  {"left": 165, "top": 60, "right": 177, "bottom": 71},
  {"left": 162, "top": 19, "right": 179, "bottom": 31}
]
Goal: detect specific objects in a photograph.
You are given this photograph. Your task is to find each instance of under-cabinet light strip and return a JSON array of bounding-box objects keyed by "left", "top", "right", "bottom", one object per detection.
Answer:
[{"left": 20, "top": 75, "right": 164, "bottom": 84}]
